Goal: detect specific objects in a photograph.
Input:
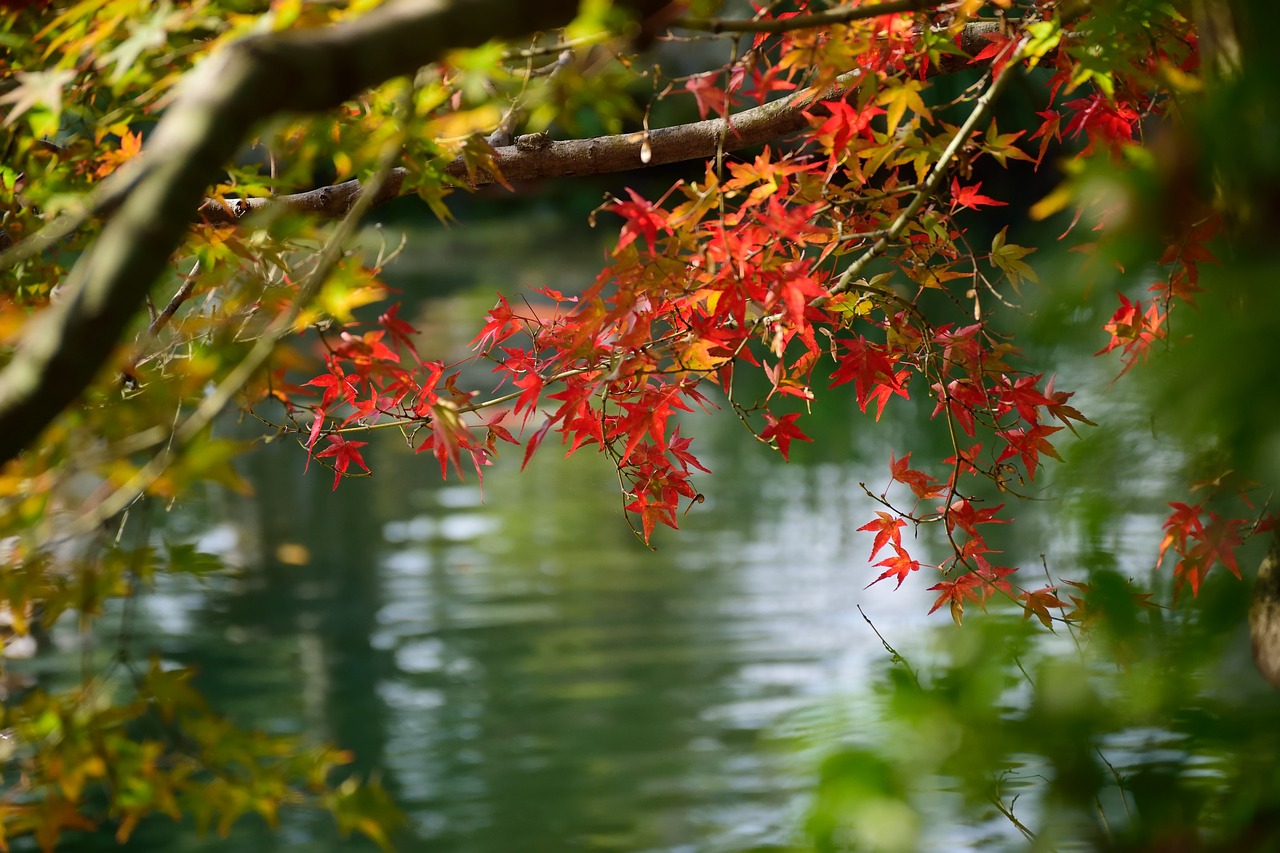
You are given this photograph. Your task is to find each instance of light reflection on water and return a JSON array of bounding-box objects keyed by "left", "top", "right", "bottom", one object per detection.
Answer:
[
  {"left": 174, "top": 420, "right": 941, "bottom": 852},
  {"left": 53, "top": 221, "right": 1264, "bottom": 852},
  {"left": 69, "top": 374, "right": 1202, "bottom": 852},
  {"left": 351, "top": 445, "right": 911, "bottom": 849}
]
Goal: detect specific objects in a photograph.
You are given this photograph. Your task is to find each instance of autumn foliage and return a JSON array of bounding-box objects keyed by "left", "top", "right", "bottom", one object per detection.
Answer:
[
  {"left": 1, "top": 0, "right": 1278, "bottom": 848},
  {"left": 238, "top": 1, "right": 1261, "bottom": 630}
]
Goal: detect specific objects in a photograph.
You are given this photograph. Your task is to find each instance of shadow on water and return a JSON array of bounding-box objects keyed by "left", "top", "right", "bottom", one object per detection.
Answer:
[
  {"left": 50, "top": 212, "right": 1280, "bottom": 852},
  {"left": 53, "top": 212, "right": 932, "bottom": 853}
]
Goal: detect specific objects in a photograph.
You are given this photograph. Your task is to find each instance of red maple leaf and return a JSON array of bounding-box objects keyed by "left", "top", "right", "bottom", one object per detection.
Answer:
[
  {"left": 471, "top": 294, "right": 522, "bottom": 351},
  {"left": 950, "top": 177, "right": 1008, "bottom": 211},
  {"left": 868, "top": 543, "right": 921, "bottom": 589},
  {"left": 1096, "top": 293, "right": 1166, "bottom": 370},
  {"left": 1027, "top": 109, "right": 1061, "bottom": 167},
  {"left": 760, "top": 412, "right": 812, "bottom": 461},
  {"left": 996, "top": 374, "right": 1054, "bottom": 425},
  {"left": 931, "top": 378, "right": 987, "bottom": 436},
  {"left": 829, "top": 337, "right": 904, "bottom": 417},
  {"left": 969, "top": 30, "right": 1018, "bottom": 76},
  {"left": 1063, "top": 93, "right": 1138, "bottom": 155},
  {"left": 942, "top": 443, "right": 983, "bottom": 485},
  {"left": 380, "top": 304, "right": 421, "bottom": 362},
  {"left": 1043, "top": 376, "right": 1096, "bottom": 433},
  {"left": 306, "top": 362, "right": 359, "bottom": 409},
  {"left": 995, "top": 424, "right": 1063, "bottom": 480},
  {"left": 858, "top": 511, "right": 907, "bottom": 561},
  {"left": 609, "top": 383, "right": 693, "bottom": 462},
  {"left": 415, "top": 401, "right": 475, "bottom": 480},
  {"left": 971, "top": 554, "right": 1018, "bottom": 599},
  {"left": 625, "top": 488, "right": 677, "bottom": 545},
  {"left": 1157, "top": 501, "right": 1203, "bottom": 570},
  {"left": 1172, "top": 512, "right": 1247, "bottom": 597},
  {"left": 609, "top": 188, "right": 668, "bottom": 254},
  {"left": 668, "top": 425, "right": 711, "bottom": 474},
  {"left": 1020, "top": 585, "right": 1066, "bottom": 629},
  {"left": 928, "top": 574, "right": 985, "bottom": 625},
  {"left": 686, "top": 73, "right": 730, "bottom": 120},
  {"left": 315, "top": 435, "right": 370, "bottom": 490},
  {"left": 944, "top": 499, "right": 1009, "bottom": 540},
  {"left": 807, "top": 99, "right": 884, "bottom": 171},
  {"left": 889, "top": 451, "right": 943, "bottom": 500}
]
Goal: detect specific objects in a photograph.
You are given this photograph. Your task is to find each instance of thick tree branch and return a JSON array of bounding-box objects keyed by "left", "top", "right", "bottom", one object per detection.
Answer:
[
  {"left": 675, "top": 0, "right": 937, "bottom": 34},
  {"left": 200, "top": 89, "right": 822, "bottom": 222},
  {"left": 200, "top": 19, "right": 1008, "bottom": 224},
  {"left": 0, "top": 0, "right": 666, "bottom": 467}
]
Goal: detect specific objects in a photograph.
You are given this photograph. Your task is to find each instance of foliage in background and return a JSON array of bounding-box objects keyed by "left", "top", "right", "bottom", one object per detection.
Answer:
[{"left": 2, "top": 0, "right": 1280, "bottom": 849}]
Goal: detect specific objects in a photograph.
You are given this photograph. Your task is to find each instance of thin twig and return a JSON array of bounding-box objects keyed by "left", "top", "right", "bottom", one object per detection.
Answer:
[
  {"left": 858, "top": 605, "right": 920, "bottom": 687},
  {"left": 989, "top": 786, "right": 1037, "bottom": 841},
  {"left": 70, "top": 87, "right": 412, "bottom": 536}
]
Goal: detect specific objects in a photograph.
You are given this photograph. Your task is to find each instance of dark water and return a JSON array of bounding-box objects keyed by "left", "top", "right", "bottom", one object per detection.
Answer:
[
  {"left": 45, "top": 215, "right": 946, "bottom": 852},
  {"left": 41, "top": 214, "right": 1274, "bottom": 852},
  {"left": 84, "top": 401, "right": 932, "bottom": 852}
]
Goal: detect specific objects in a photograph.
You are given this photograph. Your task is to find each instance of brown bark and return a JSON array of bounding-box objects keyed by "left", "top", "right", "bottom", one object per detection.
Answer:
[
  {"left": 199, "top": 19, "right": 1008, "bottom": 224},
  {"left": 199, "top": 91, "right": 817, "bottom": 222},
  {"left": 1251, "top": 536, "right": 1280, "bottom": 688},
  {"left": 675, "top": 0, "right": 937, "bottom": 34}
]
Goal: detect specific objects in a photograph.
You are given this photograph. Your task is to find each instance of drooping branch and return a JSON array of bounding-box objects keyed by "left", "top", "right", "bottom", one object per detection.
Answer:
[{"left": 0, "top": 0, "right": 666, "bottom": 468}]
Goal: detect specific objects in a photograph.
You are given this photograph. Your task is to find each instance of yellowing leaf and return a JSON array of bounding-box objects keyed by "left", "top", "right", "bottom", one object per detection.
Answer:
[
  {"left": 991, "top": 227, "right": 1039, "bottom": 287},
  {"left": 1030, "top": 184, "right": 1074, "bottom": 220},
  {"left": 876, "top": 79, "right": 931, "bottom": 135},
  {"left": 0, "top": 69, "right": 75, "bottom": 132},
  {"left": 677, "top": 337, "right": 731, "bottom": 373}
]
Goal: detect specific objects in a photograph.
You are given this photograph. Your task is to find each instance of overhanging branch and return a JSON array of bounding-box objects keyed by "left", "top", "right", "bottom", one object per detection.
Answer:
[
  {"left": 200, "top": 89, "right": 821, "bottom": 222},
  {"left": 0, "top": 0, "right": 1018, "bottom": 468},
  {"left": 201, "top": 18, "right": 1009, "bottom": 224},
  {"left": 0, "top": 0, "right": 665, "bottom": 467},
  {"left": 675, "top": 0, "right": 937, "bottom": 34}
]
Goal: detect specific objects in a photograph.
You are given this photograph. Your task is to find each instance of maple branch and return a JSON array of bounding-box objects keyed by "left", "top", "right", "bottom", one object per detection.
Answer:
[
  {"left": 0, "top": 0, "right": 671, "bottom": 468},
  {"left": 200, "top": 87, "right": 821, "bottom": 221},
  {"left": 0, "top": 0, "right": 1024, "bottom": 467},
  {"left": 201, "top": 18, "right": 1010, "bottom": 224},
  {"left": 827, "top": 34, "right": 1033, "bottom": 298},
  {"left": 857, "top": 605, "right": 920, "bottom": 687},
  {"left": 990, "top": 788, "right": 1038, "bottom": 841},
  {"left": 74, "top": 105, "right": 407, "bottom": 534},
  {"left": 674, "top": 0, "right": 938, "bottom": 33}
]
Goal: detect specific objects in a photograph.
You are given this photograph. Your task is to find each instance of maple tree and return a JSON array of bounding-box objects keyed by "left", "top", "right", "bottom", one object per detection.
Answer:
[{"left": 2, "top": 0, "right": 1280, "bottom": 848}]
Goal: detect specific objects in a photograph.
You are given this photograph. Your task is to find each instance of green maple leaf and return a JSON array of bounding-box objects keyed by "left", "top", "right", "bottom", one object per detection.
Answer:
[
  {"left": 103, "top": 0, "right": 175, "bottom": 83},
  {"left": 0, "top": 69, "right": 75, "bottom": 136}
]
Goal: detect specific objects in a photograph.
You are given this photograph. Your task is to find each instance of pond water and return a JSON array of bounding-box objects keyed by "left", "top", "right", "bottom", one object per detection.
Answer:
[{"left": 42, "top": 210, "right": 1279, "bottom": 851}]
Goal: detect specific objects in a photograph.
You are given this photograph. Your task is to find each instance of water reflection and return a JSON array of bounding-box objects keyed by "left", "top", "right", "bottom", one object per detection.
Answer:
[
  {"left": 70, "top": 368, "right": 950, "bottom": 853},
  {"left": 56, "top": 216, "right": 1278, "bottom": 852},
  {"left": 330, "top": 430, "right": 914, "bottom": 851}
]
